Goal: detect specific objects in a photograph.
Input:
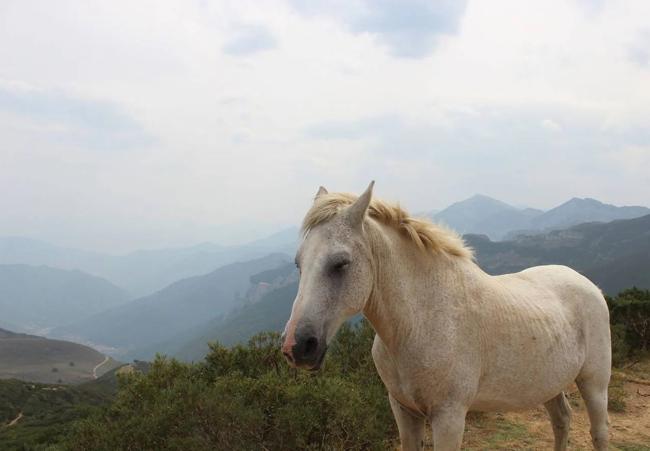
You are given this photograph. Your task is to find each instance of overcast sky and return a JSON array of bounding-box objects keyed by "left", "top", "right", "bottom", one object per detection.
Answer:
[{"left": 1, "top": 0, "right": 649, "bottom": 252}]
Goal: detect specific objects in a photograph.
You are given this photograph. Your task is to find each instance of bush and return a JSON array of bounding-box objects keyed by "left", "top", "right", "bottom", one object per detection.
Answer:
[
  {"left": 608, "top": 288, "right": 650, "bottom": 365},
  {"left": 65, "top": 321, "right": 396, "bottom": 450},
  {"left": 611, "top": 324, "right": 631, "bottom": 367}
]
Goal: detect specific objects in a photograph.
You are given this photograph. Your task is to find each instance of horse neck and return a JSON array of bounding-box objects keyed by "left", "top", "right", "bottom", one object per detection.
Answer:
[{"left": 362, "top": 221, "right": 483, "bottom": 352}]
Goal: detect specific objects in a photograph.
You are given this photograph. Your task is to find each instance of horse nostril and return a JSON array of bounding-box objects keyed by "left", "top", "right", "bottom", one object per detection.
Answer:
[
  {"left": 283, "top": 351, "right": 294, "bottom": 363},
  {"left": 304, "top": 336, "right": 318, "bottom": 357}
]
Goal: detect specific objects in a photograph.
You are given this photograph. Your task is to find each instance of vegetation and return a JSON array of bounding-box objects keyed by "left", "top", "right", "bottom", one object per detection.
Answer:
[
  {"left": 1, "top": 287, "right": 648, "bottom": 450},
  {"left": 65, "top": 321, "right": 395, "bottom": 450},
  {"left": 0, "top": 378, "right": 113, "bottom": 450},
  {"left": 607, "top": 288, "right": 650, "bottom": 365}
]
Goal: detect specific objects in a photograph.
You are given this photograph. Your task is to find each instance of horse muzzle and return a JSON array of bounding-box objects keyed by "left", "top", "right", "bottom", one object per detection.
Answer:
[{"left": 281, "top": 327, "right": 328, "bottom": 370}]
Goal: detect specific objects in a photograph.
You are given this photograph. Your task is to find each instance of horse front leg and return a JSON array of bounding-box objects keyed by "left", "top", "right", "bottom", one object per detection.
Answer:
[
  {"left": 429, "top": 404, "right": 467, "bottom": 451},
  {"left": 389, "top": 394, "right": 425, "bottom": 450}
]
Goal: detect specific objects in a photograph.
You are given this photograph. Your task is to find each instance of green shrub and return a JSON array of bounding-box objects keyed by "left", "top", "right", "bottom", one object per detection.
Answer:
[
  {"left": 65, "top": 321, "right": 396, "bottom": 450},
  {"left": 611, "top": 323, "right": 631, "bottom": 367},
  {"left": 608, "top": 288, "right": 650, "bottom": 365}
]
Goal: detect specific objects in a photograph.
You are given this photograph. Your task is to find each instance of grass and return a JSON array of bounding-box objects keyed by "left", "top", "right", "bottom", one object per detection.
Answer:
[
  {"left": 463, "top": 414, "right": 540, "bottom": 450},
  {"left": 614, "top": 444, "right": 650, "bottom": 451},
  {"left": 609, "top": 372, "right": 629, "bottom": 412}
]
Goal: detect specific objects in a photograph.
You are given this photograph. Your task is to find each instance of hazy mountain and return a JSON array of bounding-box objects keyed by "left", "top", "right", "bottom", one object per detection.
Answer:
[
  {"left": 0, "top": 264, "right": 129, "bottom": 333},
  {"left": 0, "top": 328, "right": 117, "bottom": 384},
  {"left": 431, "top": 195, "right": 649, "bottom": 241},
  {"left": 52, "top": 253, "right": 291, "bottom": 357},
  {"left": 466, "top": 214, "right": 650, "bottom": 294},
  {"left": 0, "top": 228, "right": 300, "bottom": 296},
  {"left": 432, "top": 195, "right": 542, "bottom": 240},
  {"left": 172, "top": 263, "right": 299, "bottom": 361},
  {"left": 177, "top": 282, "right": 298, "bottom": 362},
  {"left": 531, "top": 197, "right": 650, "bottom": 231}
]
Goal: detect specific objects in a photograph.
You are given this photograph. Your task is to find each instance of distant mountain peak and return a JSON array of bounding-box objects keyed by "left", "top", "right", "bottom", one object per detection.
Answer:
[
  {"left": 564, "top": 197, "right": 603, "bottom": 206},
  {"left": 532, "top": 197, "right": 650, "bottom": 231},
  {"left": 461, "top": 194, "right": 512, "bottom": 205}
]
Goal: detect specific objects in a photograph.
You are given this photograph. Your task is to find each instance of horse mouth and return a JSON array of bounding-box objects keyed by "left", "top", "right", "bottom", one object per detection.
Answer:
[
  {"left": 309, "top": 346, "right": 328, "bottom": 371},
  {"left": 292, "top": 345, "right": 328, "bottom": 371}
]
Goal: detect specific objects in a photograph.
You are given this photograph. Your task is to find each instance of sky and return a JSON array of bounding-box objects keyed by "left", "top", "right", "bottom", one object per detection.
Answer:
[{"left": 1, "top": 0, "right": 649, "bottom": 253}]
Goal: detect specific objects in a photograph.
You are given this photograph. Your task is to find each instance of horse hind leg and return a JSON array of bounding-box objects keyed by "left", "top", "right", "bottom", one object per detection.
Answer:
[
  {"left": 576, "top": 374, "right": 610, "bottom": 450},
  {"left": 544, "top": 392, "right": 572, "bottom": 451}
]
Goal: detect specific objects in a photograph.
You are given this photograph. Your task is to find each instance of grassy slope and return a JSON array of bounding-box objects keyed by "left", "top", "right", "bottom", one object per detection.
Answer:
[{"left": 0, "top": 329, "right": 120, "bottom": 384}]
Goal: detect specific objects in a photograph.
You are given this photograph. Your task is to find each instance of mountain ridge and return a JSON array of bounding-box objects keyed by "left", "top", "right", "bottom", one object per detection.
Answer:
[{"left": 0, "top": 264, "right": 129, "bottom": 333}]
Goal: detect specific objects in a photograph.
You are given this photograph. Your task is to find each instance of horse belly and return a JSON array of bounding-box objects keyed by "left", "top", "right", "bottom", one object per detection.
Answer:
[{"left": 471, "top": 335, "right": 585, "bottom": 411}]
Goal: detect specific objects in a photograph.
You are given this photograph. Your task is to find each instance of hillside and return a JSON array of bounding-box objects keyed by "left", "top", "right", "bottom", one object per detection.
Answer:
[
  {"left": 0, "top": 228, "right": 299, "bottom": 296},
  {"left": 0, "top": 328, "right": 118, "bottom": 384},
  {"left": 0, "top": 264, "right": 129, "bottom": 333},
  {"left": 0, "top": 362, "right": 148, "bottom": 449},
  {"left": 466, "top": 214, "right": 650, "bottom": 294},
  {"left": 52, "top": 253, "right": 290, "bottom": 357},
  {"left": 175, "top": 281, "right": 299, "bottom": 361},
  {"left": 134, "top": 262, "right": 297, "bottom": 361}
]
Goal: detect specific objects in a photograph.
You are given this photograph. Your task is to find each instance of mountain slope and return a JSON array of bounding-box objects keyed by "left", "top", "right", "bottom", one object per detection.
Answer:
[
  {"left": 0, "top": 264, "right": 129, "bottom": 332},
  {"left": 174, "top": 281, "right": 299, "bottom": 361},
  {"left": 466, "top": 214, "right": 650, "bottom": 294},
  {"left": 52, "top": 253, "right": 290, "bottom": 356},
  {"left": 532, "top": 198, "right": 650, "bottom": 231},
  {"left": 0, "top": 328, "right": 117, "bottom": 384}
]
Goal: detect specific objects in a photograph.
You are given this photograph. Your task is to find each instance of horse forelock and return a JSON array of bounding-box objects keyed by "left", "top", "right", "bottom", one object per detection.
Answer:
[{"left": 301, "top": 192, "right": 474, "bottom": 260}]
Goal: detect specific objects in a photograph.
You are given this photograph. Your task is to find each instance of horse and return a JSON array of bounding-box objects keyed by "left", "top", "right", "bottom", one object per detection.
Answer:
[{"left": 281, "top": 182, "right": 612, "bottom": 450}]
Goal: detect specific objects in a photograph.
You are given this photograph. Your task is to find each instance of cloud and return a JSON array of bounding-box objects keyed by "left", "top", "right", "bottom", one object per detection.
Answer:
[
  {"left": 1, "top": 0, "right": 650, "bottom": 252},
  {"left": 0, "top": 81, "right": 152, "bottom": 150},
  {"left": 302, "top": 105, "right": 650, "bottom": 205},
  {"left": 541, "top": 119, "right": 562, "bottom": 132},
  {"left": 222, "top": 25, "right": 277, "bottom": 56},
  {"left": 306, "top": 114, "right": 400, "bottom": 140},
  {"left": 628, "top": 30, "right": 650, "bottom": 68},
  {"left": 290, "top": 0, "right": 467, "bottom": 58}
]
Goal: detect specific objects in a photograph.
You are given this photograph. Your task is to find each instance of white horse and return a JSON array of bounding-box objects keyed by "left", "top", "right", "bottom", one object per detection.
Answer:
[{"left": 282, "top": 182, "right": 612, "bottom": 450}]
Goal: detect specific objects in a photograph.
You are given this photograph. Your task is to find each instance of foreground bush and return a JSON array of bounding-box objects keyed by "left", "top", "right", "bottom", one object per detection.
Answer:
[
  {"left": 65, "top": 322, "right": 395, "bottom": 451},
  {"left": 607, "top": 287, "right": 650, "bottom": 365}
]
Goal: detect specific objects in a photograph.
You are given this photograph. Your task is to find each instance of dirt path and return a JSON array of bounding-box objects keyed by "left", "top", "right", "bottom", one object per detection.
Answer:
[
  {"left": 7, "top": 412, "right": 23, "bottom": 427},
  {"left": 92, "top": 355, "right": 109, "bottom": 379}
]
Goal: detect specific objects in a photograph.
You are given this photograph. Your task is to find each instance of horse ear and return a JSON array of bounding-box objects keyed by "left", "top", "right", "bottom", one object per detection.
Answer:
[
  {"left": 345, "top": 181, "right": 374, "bottom": 228},
  {"left": 315, "top": 186, "right": 328, "bottom": 201}
]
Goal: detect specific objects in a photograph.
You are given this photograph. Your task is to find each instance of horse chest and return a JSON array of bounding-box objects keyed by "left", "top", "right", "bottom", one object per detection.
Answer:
[{"left": 371, "top": 336, "right": 471, "bottom": 414}]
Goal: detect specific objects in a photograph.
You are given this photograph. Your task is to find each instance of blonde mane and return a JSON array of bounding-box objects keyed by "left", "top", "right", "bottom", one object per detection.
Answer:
[{"left": 302, "top": 192, "right": 473, "bottom": 259}]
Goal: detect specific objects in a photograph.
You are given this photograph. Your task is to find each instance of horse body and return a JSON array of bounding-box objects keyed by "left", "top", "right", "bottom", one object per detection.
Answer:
[{"left": 282, "top": 183, "right": 611, "bottom": 450}]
